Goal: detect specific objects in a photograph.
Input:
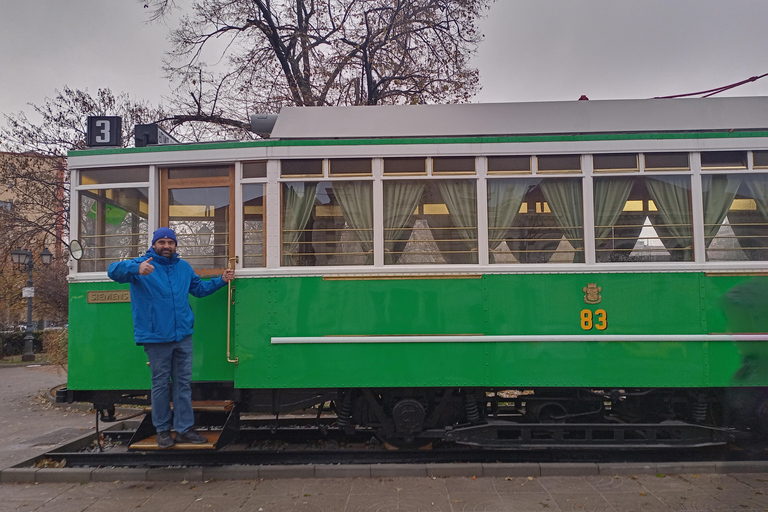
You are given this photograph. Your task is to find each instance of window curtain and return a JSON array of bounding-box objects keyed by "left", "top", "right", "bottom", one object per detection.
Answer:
[
  {"left": 540, "top": 179, "right": 585, "bottom": 263},
  {"left": 333, "top": 181, "right": 373, "bottom": 264},
  {"left": 282, "top": 182, "right": 318, "bottom": 265},
  {"left": 437, "top": 180, "right": 478, "bottom": 263},
  {"left": 646, "top": 176, "right": 692, "bottom": 261},
  {"left": 594, "top": 177, "right": 634, "bottom": 243},
  {"left": 745, "top": 174, "right": 768, "bottom": 221},
  {"left": 702, "top": 175, "right": 742, "bottom": 247},
  {"left": 383, "top": 181, "right": 426, "bottom": 264},
  {"left": 487, "top": 179, "right": 527, "bottom": 263}
]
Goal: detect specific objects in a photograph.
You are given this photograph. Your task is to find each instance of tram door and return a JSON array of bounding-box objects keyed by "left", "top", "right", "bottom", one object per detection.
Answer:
[{"left": 160, "top": 165, "right": 237, "bottom": 381}]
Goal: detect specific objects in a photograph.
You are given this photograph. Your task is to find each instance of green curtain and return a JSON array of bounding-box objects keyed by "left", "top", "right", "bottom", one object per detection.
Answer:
[
  {"left": 333, "top": 181, "right": 374, "bottom": 264},
  {"left": 646, "top": 176, "right": 692, "bottom": 261},
  {"left": 540, "top": 179, "right": 585, "bottom": 263},
  {"left": 702, "top": 175, "right": 742, "bottom": 247},
  {"left": 487, "top": 179, "right": 527, "bottom": 263},
  {"left": 437, "top": 180, "right": 478, "bottom": 263},
  {"left": 383, "top": 181, "right": 426, "bottom": 264},
  {"left": 282, "top": 182, "right": 318, "bottom": 265}
]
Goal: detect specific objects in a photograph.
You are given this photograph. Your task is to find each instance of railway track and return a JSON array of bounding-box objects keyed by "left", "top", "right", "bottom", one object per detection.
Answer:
[{"left": 37, "top": 414, "right": 768, "bottom": 469}]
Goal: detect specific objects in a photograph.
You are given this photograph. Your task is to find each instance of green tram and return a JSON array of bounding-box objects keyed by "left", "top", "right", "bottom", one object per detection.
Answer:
[{"left": 63, "top": 97, "right": 768, "bottom": 448}]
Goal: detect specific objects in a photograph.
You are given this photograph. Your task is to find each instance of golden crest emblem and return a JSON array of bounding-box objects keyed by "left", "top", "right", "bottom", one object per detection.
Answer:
[{"left": 583, "top": 283, "right": 602, "bottom": 304}]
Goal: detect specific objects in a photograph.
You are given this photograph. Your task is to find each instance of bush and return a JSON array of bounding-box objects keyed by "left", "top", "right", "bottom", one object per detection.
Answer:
[
  {"left": 42, "top": 329, "right": 68, "bottom": 369},
  {"left": 0, "top": 331, "right": 43, "bottom": 358}
]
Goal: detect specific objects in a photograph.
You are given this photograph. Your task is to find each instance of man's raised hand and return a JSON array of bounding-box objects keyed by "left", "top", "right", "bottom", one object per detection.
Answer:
[{"left": 139, "top": 257, "right": 154, "bottom": 276}]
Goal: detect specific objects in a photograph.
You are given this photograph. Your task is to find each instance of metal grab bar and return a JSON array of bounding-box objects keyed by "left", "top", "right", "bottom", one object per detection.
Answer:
[{"left": 226, "top": 256, "right": 239, "bottom": 365}]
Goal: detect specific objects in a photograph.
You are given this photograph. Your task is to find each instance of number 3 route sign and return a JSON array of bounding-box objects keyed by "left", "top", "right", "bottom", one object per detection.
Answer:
[{"left": 86, "top": 116, "right": 122, "bottom": 147}]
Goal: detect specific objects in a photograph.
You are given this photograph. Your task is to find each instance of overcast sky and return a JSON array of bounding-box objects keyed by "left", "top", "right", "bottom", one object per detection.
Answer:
[{"left": 2, "top": 0, "right": 768, "bottom": 122}]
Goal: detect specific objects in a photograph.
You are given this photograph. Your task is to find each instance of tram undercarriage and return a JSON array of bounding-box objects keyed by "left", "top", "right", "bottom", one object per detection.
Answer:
[{"left": 58, "top": 386, "right": 766, "bottom": 449}]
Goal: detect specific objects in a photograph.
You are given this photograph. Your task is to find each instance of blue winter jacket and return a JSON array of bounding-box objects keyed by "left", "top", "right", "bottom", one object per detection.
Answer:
[{"left": 107, "top": 247, "right": 227, "bottom": 344}]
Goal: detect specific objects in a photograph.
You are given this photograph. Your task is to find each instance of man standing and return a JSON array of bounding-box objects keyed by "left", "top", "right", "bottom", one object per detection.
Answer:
[{"left": 108, "top": 227, "right": 234, "bottom": 448}]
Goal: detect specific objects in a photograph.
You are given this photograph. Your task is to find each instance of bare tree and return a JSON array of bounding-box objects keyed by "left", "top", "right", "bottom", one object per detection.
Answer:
[
  {"left": 0, "top": 88, "right": 169, "bottom": 322},
  {"left": 144, "top": 0, "right": 492, "bottom": 126}
]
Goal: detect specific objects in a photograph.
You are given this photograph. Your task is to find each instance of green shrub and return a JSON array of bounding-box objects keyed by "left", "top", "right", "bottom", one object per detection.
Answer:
[{"left": 0, "top": 331, "right": 43, "bottom": 358}]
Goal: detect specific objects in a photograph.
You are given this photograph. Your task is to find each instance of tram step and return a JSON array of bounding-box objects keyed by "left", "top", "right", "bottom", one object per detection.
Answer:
[
  {"left": 129, "top": 430, "right": 221, "bottom": 450},
  {"left": 126, "top": 405, "right": 240, "bottom": 451},
  {"left": 190, "top": 400, "right": 235, "bottom": 412}
]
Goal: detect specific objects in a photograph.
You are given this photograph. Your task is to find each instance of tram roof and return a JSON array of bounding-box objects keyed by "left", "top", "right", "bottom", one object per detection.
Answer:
[{"left": 271, "top": 97, "right": 768, "bottom": 139}]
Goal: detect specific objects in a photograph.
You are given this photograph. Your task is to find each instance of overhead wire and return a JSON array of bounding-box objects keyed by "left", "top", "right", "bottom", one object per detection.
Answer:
[{"left": 654, "top": 73, "right": 768, "bottom": 99}]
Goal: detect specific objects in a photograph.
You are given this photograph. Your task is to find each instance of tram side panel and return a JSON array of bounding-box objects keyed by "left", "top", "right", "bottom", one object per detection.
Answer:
[
  {"left": 232, "top": 276, "right": 488, "bottom": 389},
  {"left": 232, "top": 272, "right": 758, "bottom": 391},
  {"left": 708, "top": 274, "right": 768, "bottom": 387},
  {"left": 485, "top": 272, "right": 727, "bottom": 388},
  {"left": 67, "top": 281, "right": 233, "bottom": 391}
]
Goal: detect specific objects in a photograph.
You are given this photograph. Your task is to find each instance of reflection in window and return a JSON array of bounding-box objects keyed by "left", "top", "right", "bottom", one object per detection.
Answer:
[
  {"left": 704, "top": 174, "right": 768, "bottom": 261},
  {"left": 593, "top": 176, "right": 692, "bottom": 262},
  {"left": 488, "top": 178, "right": 583, "bottom": 263},
  {"left": 243, "top": 184, "right": 265, "bottom": 267},
  {"left": 78, "top": 188, "right": 149, "bottom": 272},
  {"left": 282, "top": 181, "right": 373, "bottom": 266},
  {"left": 383, "top": 180, "right": 477, "bottom": 265},
  {"left": 168, "top": 186, "right": 230, "bottom": 269},
  {"left": 80, "top": 166, "right": 149, "bottom": 185}
]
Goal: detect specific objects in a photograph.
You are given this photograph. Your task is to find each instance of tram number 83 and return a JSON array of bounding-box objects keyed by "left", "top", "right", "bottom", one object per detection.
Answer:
[{"left": 580, "top": 309, "right": 607, "bottom": 331}]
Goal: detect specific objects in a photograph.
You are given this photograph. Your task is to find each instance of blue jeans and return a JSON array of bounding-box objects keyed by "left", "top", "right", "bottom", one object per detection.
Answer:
[{"left": 143, "top": 336, "right": 194, "bottom": 433}]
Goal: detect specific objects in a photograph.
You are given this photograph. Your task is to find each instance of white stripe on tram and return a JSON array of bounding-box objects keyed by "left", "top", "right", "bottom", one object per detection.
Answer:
[{"left": 271, "top": 334, "right": 768, "bottom": 344}]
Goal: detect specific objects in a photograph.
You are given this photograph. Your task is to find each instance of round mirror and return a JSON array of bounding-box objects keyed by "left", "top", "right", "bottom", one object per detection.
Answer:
[{"left": 69, "top": 240, "right": 84, "bottom": 260}]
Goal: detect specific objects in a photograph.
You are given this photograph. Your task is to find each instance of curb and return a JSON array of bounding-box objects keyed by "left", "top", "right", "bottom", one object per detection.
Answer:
[{"left": 4, "top": 461, "right": 768, "bottom": 483}]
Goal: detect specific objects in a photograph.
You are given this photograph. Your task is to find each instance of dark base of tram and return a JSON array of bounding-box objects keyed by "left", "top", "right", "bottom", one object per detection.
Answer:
[{"left": 56, "top": 385, "right": 768, "bottom": 451}]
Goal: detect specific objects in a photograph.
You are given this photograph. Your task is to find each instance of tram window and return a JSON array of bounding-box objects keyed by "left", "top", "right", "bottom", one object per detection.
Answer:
[
  {"left": 488, "top": 156, "right": 531, "bottom": 174},
  {"left": 243, "top": 184, "right": 265, "bottom": 267},
  {"left": 242, "top": 161, "right": 267, "bottom": 178},
  {"left": 281, "top": 159, "right": 323, "bottom": 177},
  {"left": 754, "top": 151, "right": 768, "bottom": 169},
  {"left": 644, "top": 153, "right": 689, "bottom": 171},
  {"left": 701, "top": 151, "right": 747, "bottom": 170},
  {"left": 432, "top": 157, "right": 476, "bottom": 174},
  {"left": 282, "top": 181, "right": 373, "bottom": 266},
  {"left": 488, "top": 177, "right": 583, "bottom": 264},
  {"left": 383, "top": 157, "right": 426, "bottom": 175},
  {"left": 167, "top": 187, "right": 230, "bottom": 270},
  {"left": 329, "top": 158, "right": 372, "bottom": 176},
  {"left": 593, "top": 176, "right": 693, "bottom": 262},
  {"left": 78, "top": 187, "right": 149, "bottom": 272},
  {"left": 536, "top": 155, "right": 581, "bottom": 173},
  {"left": 383, "top": 180, "right": 477, "bottom": 265},
  {"left": 704, "top": 173, "right": 768, "bottom": 262},
  {"left": 593, "top": 154, "right": 638, "bottom": 172},
  {"left": 168, "top": 165, "right": 229, "bottom": 179},
  {"left": 79, "top": 166, "right": 149, "bottom": 185}
]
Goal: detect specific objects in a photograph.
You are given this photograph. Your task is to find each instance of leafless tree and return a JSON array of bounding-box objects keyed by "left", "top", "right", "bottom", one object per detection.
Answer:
[
  {"left": 0, "top": 88, "right": 169, "bottom": 321},
  {"left": 144, "top": 0, "right": 492, "bottom": 128}
]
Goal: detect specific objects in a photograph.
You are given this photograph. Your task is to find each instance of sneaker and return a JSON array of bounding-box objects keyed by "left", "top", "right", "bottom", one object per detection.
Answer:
[
  {"left": 156, "top": 430, "right": 175, "bottom": 448},
  {"left": 175, "top": 429, "right": 207, "bottom": 444}
]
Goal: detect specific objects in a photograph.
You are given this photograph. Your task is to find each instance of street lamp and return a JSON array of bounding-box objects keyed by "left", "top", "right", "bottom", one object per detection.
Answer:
[{"left": 10, "top": 247, "right": 53, "bottom": 362}]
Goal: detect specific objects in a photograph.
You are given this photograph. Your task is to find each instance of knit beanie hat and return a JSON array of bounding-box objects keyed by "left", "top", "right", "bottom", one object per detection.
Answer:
[{"left": 152, "top": 227, "right": 178, "bottom": 245}]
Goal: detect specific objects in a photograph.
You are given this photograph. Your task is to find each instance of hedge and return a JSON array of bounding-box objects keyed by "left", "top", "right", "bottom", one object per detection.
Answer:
[{"left": 0, "top": 331, "right": 44, "bottom": 358}]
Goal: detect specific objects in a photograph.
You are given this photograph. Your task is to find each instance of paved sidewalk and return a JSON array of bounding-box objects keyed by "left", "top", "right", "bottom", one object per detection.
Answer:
[
  {"left": 0, "top": 365, "right": 94, "bottom": 471},
  {"left": 2, "top": 473, "right": 768, "bottom": 511}
]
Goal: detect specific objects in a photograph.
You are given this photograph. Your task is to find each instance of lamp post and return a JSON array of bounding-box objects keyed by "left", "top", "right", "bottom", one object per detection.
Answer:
[{"left": 10, "top": 247, "right": 52, "bottom": 362}]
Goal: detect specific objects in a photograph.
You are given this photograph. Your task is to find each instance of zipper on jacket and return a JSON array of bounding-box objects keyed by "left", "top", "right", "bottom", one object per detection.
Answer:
[{"left": 166, "top": 265, "right": 178, "bottom": 341}]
